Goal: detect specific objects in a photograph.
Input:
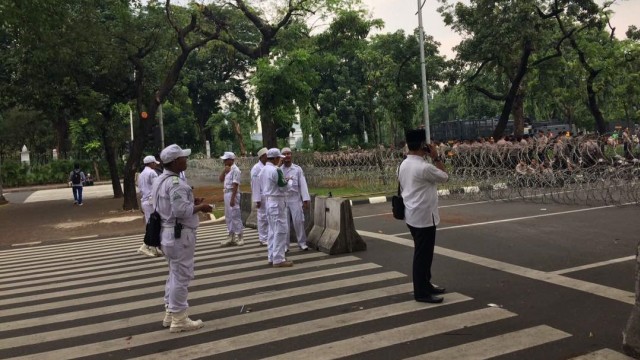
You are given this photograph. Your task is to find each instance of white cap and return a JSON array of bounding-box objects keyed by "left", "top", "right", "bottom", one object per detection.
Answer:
[
  {"left": 281, "top": 147, "right": 292, "bottom": 154},
  {"left": 143, "top": 155, "right": 159, "bottom": 165},
  {"left": 220, "top": 151, "right": 236, "bottom": 160},
  {"left": 267, "top": 148, "right": 285, "bottom": 158},
  {"left": 257, "top": 147, "right": 268, "bottom": 157},
  {"left": 160, "top": 144, "right": 191, "bottom": 163}
]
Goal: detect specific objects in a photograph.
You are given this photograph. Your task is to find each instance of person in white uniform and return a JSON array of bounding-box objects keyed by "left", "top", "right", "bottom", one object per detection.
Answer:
[
  {"left": 398, "top": 129, "right": 449, "bottom": 304},
  {"left": 153, "top": 144, "right": 213, "bottom": 333},
  {"left": 259, "top": 148, "right": 293, "bottom": 267},
  {"left": 251, "top": 147, "right": 269, "bottom": 246},
  {"left": 218, "top": 151, "right": 243, "bottom": 246},
  {"left": 137, "top": 155, "right": 162, "bottom": 257},
  {"left": 280, "top": 147, "right": 311, "bottom": 251}
]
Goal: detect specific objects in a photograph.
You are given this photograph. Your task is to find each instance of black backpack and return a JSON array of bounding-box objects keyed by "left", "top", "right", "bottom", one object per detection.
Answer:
[
  {"left": 143, "top": 175, "right": 173, "bottom": 248},
  {"left": 143, "top": 211, "right": 162, "bottom": 247},
  {"left": 71, "top": 171, "right": 82, "bottom": 185}
]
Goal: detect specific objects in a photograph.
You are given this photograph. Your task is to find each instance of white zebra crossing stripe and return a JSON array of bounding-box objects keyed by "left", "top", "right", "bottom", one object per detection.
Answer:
[
  {"left": 0, "top": 233, "right": 260, "bottom": 275},
  {"left": 133, "top": 296, "right": 478, "bottom": 360},
  {"left": 0, "top": 246, "right": 268, "bottom": 291},
  {"left": 0, "top": 272, "right": 408, "bottom": 352},
  {"left": 568, "top": 348, "right": 637, "bottom": 359},
  {"left": 0, "top": 251, "right": 326, "bottom": 302},
  {"left": 261, "top": 308, "right": 517, "bottom": 360},
  {"left": 403, "top": 325, "right": 571, "bottom": 359},
  {"left": 0, "top": 260, "right": 380, "bottom": 331},
  {"left": 0, "top": 224, "right": 234, "bottom": 263},
  {"left": 0, "top": 224, "right": 589, "bottom": 359}
]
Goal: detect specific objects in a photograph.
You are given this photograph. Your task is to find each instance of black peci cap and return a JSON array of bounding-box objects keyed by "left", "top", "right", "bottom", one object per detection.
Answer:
[{"left": 405, "top": 129, "right": 426, "bottom": 143}]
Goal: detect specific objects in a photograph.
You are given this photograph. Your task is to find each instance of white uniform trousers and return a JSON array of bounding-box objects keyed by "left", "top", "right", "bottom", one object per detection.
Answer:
[
  {"left": 161, "top": 227, "right": 196, "bottom": 313},
  {"left": 266, "top": 198, "right": 288, "bottom": 264},
  {"left": 223, "top": 191, "right": 243, "bottom": 235},
  {"left": 257, "top": 195, "right": 268, "bottom": 244},
  {"left": 141, "top": 199, "right": 154, "bottom": 223},
  {"left": 286, "top": 199, "right": 307, "bottom": 247}
]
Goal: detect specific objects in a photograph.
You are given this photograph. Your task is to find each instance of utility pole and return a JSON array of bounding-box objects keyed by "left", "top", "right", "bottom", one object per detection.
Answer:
[{"left": 417, "top": 0, "right": 431, "bottom": 143}]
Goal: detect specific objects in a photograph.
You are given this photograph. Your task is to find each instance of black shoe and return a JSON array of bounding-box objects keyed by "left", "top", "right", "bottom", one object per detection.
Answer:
[
  {"left": 427, "top": 285, "right": 446, "bottom": 295},
  {"left": 415, "top": 295, "right": 443, "bottom": 304}
]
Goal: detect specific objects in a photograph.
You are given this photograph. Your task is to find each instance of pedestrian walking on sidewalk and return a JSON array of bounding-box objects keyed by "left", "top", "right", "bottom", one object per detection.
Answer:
[
  {"left": 68, "top": 163, "right": 86, "bottom": 206},
  {"left": 398, "top": 129, "right": 449, "bottom": 304},
  {"left": 153, "top": 144, "right": 213, "bottom": 333}
]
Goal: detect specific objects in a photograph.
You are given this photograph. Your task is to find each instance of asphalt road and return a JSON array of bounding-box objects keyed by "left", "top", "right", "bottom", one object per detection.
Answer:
[{"left": 0, "top": 192, "right": 637, "bottom": 359}]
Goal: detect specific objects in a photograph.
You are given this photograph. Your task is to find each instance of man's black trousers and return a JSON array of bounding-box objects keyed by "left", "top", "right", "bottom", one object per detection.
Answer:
[{"left": 407, "top": 224, "right": 436, "bottom": 299}]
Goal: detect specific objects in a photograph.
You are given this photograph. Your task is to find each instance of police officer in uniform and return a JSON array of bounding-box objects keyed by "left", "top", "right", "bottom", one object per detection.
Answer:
[
  {"left": 137, "top": 155, "right": 162, "bottom": 257},
  {"left": 280, "top": 147, "right": 311, "bottom": 251},
  {"left": 251, "top": 147, "right": 269, "bottom": 246},
  {"left": 153, "top": 144, "right": 213, "bottom": 333},
  {"left": 259, "top": 148, "right": 293, "bottom": 267}
]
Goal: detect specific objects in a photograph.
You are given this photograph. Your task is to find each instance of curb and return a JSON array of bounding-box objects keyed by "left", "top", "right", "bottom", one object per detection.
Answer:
[{"left": 348, "top": 183, "right": 507, "bottom": 206}]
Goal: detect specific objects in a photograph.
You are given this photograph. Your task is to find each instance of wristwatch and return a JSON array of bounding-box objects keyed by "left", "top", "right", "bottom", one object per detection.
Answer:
[{"left": 432, "top": 156, "right": 443, "bottom": 162}]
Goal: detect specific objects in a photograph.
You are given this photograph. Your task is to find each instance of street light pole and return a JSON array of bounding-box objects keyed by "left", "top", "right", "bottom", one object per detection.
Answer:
[{"left": 417, "top": 0, "right": 431, "bottom": 143}]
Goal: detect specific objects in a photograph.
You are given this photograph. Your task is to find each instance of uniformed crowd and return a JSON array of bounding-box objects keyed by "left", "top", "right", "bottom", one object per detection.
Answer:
[{"left": 135, "top": 143, "right": 311, "bottom": 333}]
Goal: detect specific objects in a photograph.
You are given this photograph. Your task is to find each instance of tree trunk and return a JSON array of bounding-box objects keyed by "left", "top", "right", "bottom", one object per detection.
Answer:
[
  {"left": 586, "top": 72, "right": 607, "bottom": 134},
  {"left": 260, "top": 105, "right": 277, "bottom": 148},
  {"left": 103, "top": 137, "right": 123, "bottom": 198},
  {"left": 196, "top": 114, "right": 212, "bottom": 156},
  {"left": 623, "top": 241, "right": 640, "bottom": 358},
  {"left": 54, "top": 117, "right": 70, "bottom": 157},
  {"left": 100, "top": 111, "right": 123, "bottom": 198},
  {"left": 92, "top": 160, "right": 100, "bottom": 182},
  {"left": 0, "top": 159, "right": 7, "bottom": 205},
  {"left": 232, "top": 120, "right": 246, "bottom": 156},
  {"left": 492, "top": 40, "right": 533, "bottom": 139},
  {"left": 511, "top": 90, "right": 525, "bottom": 136}
]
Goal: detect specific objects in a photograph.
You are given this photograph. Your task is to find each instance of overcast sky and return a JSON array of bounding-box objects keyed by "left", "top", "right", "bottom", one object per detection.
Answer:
[{"left": 360, "top": 0, "right": 640, "bottom": 59}]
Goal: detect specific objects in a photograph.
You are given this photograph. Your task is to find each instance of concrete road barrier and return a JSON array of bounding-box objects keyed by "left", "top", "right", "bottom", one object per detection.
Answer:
[
  {"left": 307, "top": 196, "right": 366, "bottom": 255},
  {"left": 241, "top": 192, "right": 254, "bottom": 227}
]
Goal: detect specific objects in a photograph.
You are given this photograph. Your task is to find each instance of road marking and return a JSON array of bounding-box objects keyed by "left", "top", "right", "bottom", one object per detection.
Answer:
[
  {"left": 568, "top": 348, "right": 636, "bottom": 359},
  {"left": 133, "top": 296, "right": 478, "bottom": 360},
  {"left": 404, "top": 325, "right": 571, "bottom": 360},
  {"left": 0, "top": 272, "right": 409, "bottom": 352},
  {"left": 0, "top": 260, "right": 380, "bottom": 331},
  {"left": 68, "top": 235, "right": 98, "bottom": 240},
  {"left": 358, "top": 230, "right": 635, "bottom": 305},
  {"left": 10, "top": 241, "right": 41, "bottom": 247},
  {"left": 551, "top": 256, "right": 636, "bottom": 275},
  {"left": 0, "top": 252, "right": 327, "bottom": 304},
  {"left": 261, "top": 307, "right": 517, "bottom": 360},
  {"left": 391, "top": 203, "right": 632, "bottom": 236},
  {"left": 0, "top": 256, "right": 369, "bottom": 319}
]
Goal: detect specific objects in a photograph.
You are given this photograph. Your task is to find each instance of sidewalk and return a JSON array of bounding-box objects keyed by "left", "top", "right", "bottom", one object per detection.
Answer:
[
  {"left": 0, "top": 180, "right": 395, "bottom": 248},
  {"left": 0, "top": 183, "right": 222, "bottom": 248}
]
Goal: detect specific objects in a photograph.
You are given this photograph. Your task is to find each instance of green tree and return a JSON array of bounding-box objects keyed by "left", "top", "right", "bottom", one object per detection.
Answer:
[
  {"left": 120, "top": 0, "right": 223, "bottom": 210},
  {"left": 438, "top": 0, "right": 567, "bottom": 137},
  {"left": 200, "top": 0, "right": 361, "bottom": 148}
]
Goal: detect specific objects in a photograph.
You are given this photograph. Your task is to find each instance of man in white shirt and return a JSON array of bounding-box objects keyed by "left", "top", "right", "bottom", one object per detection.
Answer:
[
  {"left": 251, "top": 148, "right": 269, "bottom": 246},
  {"left": 281, "top": 147, "right": 311, "bottom": 251},
  {"left": 259, "top": 148, "right": 293, "bottom": 267},
  {"left": 398, "top": 129, "right": 449, "bottom": 304},
  {"left": 137, "top": 155, "right": 162, "bottom": 258},
  {"left": 219, "top": 152, "right": 243, "bottom": 246}
]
